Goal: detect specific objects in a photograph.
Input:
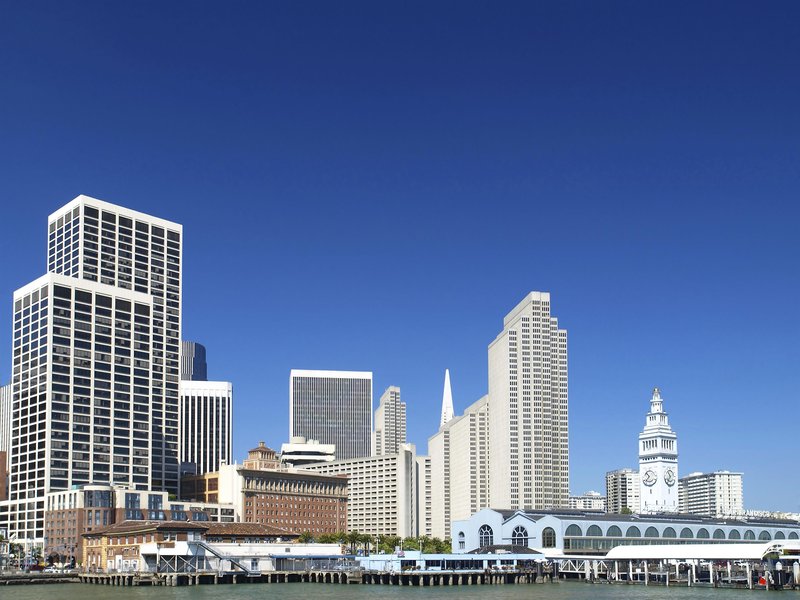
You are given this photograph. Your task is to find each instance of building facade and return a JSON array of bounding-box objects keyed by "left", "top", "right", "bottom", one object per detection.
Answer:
[
  {"left": 179, "top": 380, "right": 232, "bottom": 476},
  {"left": 180, "top": 341, "right": 207, "bottom": 381},
  {"left": 279, "top": 436, "right": 336, "bottom": 467},
  {"left": 488, "top": 292, "right": 569, "bottom": 510},
  {"left": 639, "top": 388, "right": 678, "bottom": 513},
  {"left": 2, "top": 197, "right": 183, "bottom": 541},
  {"left": 453, "top": 507, "right": 800, "bottom": 556},
  {"left": 0, "top": 383, "right": 10, "bottom": 456},
  {"left": 440, "top": 369, "right": 454, "bottom": 427},
  {"left": 568, "top": 491, "right": 607, "bottom": 511},
  {"left": 605, "top": 468, "right": 641, "bottom": 514},
  {"left": 181, "top": 442, "right": 349, "bottom": 535},
  {"left": 679, "top": 471, "right": 744, "bottom": 518},
  {"left": 290, "top": 370, "right": 372, "bottom": 461},
  {"left": 373, "top": 386, "right": 406, "bottom": 456},
  {"left": 303, "top": 444, "right": 418, "bottom": 537}
]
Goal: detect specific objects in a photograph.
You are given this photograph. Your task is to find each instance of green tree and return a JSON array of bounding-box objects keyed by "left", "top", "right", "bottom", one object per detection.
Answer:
[
  {"left": 298, "top": 531, "right": 314, "bottom": 543},
  {"left": 620, "top": 506, "right": 633, "bottom": 515}
]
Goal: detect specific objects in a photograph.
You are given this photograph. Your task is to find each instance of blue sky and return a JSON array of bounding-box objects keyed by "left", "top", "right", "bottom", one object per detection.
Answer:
[{"left": 1, "top": 1, "right": 798, "bottom": 511}]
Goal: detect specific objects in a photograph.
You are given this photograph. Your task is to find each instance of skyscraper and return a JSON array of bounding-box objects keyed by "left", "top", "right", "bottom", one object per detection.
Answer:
[
  {"left": 440, "top": 369, "right": 454, "bottom": 427},
  {"left": 2, "top": 195, "right": 182, "bottom": 540},
  {"left": 373, "top": 386, "right": 406, "bottom": 456},
  {"left": 487, "top": 292, "right": 569, "bottom": 510},
  {"left": 289, "top": 370, "right": 372, "bottom": 460},
  {"left": 605, "top": 468, "right": 641, "bottom": 514},
  {"left": 181, "top": 341, "right": 208, "bottom": 381},
  {"left": 179, "top": 380, "right": 232, "bottom": 476},
  {"left": 638, "top": 387, "right": 678, "bottom": 513}
]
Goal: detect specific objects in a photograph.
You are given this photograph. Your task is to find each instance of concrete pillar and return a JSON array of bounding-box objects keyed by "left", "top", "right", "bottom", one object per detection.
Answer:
[
  {"left": 629, "top": 560, "right": 633, "bottom": 583},
  {"left": 746, "top": 563, "right": 752, "bottom": 589},
  {"left": 727, "top": 561, "right": 731, "bottom": 584},
  {"left": 615, "top": 560, "right": 619, "bottom": 583},
  {"left": 644, "top": 561, "right": 649, "bottom": 586}
]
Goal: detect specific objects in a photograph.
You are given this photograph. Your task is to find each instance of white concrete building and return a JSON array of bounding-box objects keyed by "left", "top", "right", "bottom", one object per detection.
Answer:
[
  {"left": 488, "top": 292, "right": 569, "bottom": 510},
  {"left": 0, "top": 383, "right": 10, "bottom": 457},
  {"left": 279, "top": 436, "right": 336, "bottom": 467},
  {"left": 639, "top": 388, "right": 678, "bottom": 513},
  {"left": 290, "top": 370, "right": 372, "bottom": 460},
  {"left": 179, "top": 380, "right": 233, "bottom": 476},
  {"left": 303, "top": 444, "right": 418, "bottom": 537},
  {"left": 1, "top": 196, "right": 183, "bottom": 541},
  {"left": 568, "top": 491, "right": 606, "bottom": 511},
  {"left": 605, "top": 468, "right": 641, "bottom": 514},
  {"left": 373, "top": 386, "right": 406, "bottom": 456},
  {"left": 679, "top": 471, "right": 744, "bottom": 518},
  {"left": 415, "top": 455, "right": 432, "bottom": 538},
  {"left": 440, "top": 369, "right": 454, "bottom": 427}
]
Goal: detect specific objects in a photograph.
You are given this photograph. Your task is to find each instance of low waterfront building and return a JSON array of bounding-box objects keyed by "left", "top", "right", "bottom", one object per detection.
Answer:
[
  {"left": 180, "top": 441, "right": 349, "bottom": 535},
  {"left": 44, "top": 484, "right": 235, "bottom": 563},
  {"left": 452, "top": 507, "right": 800, "bottom": 556}
]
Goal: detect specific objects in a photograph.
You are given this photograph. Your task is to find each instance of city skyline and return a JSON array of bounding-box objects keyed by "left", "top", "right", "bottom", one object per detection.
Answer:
[{"left": 1, "top": 3, "right": 798, "bottom": 512}]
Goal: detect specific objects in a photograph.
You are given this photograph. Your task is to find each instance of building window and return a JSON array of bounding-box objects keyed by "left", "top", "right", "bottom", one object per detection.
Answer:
[
  {"left": 625, "top": 526, "right": 641, "bottom": 538},
  {"left": 479, "top": 525, "right": 493, "bottom": 547},
  {"left": 606, "top": 526, "right": 622, "bottom": 537},
  {"left": 512, "top": 526, "right": 528, "bottom": 546},
  {"left": 458, "top": 531, "right": 465, "bottom": 550},
  {"left": 680, "top": 528, "right": 694, "bottom": 539},
  {"left": 541, "top": 527, "right": 556, "bottom": 548},
  {"left": 586, "top": 525, "right": 602, "bottom": 537},
  {"left": 644, "top": 527, "right": 659, "bottom": 538},
  {"left": 565, "top": 524, "right": 582, "bottom": 537}
]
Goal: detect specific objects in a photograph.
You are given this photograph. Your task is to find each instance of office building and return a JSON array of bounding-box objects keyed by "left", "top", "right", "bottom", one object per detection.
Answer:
[
  {"left": 181, "top": 340, "right": 207, "bottom": 381},
  {"left": 181, "top": 441, "right": 349, "bottom": 535},
  {"left": 487, "top": 292, "right": 569, "bottom": 510},
  {"left": 2, "top": 196, "right": 182, "bottom": 540},
  {"left": 304, "top": 444, "right": 418, "bottom": 537},
  {"left": 679, "top": 471, "right": 744, "bottom": 518},
  {"left": 373, "top": 386, "right": 406, "bottom": 456},
  {"left": 289, "top": 370, "right": 372, "bottom": 460},
  {"left": 279, "top": 436, "right": 336, "bottom": 468},
  {"left": 568, "top": 491, "right": 606, "bottom": 511},
  {"left": 638, "top": 388, "right": 678, "bottom": 513},
  {"left": 428, "top": 395, "right": 490, "bottom": 539},
  {"left": 179, "top": 380, "right": 232, "bottom": 476},
  {"left": 0, "top": 383, "right": 10, "bottom": 456},
  {"left": 605, "top": 468, "right": 641, "bottom": 514},
  {"left": 415, "top": 455, "right": 432, "bottom": 538}
]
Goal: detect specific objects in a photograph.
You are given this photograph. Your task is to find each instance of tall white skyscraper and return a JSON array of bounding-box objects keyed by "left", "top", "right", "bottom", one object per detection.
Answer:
[
  {"left": 679, "top": 471, "right": 743, "bottom": 518},
  {"left": 488, "top": 292, "right": 569, "bottom": 510},
  {"left": 638, "top": 387, "right": 678, "bottom": 513},
  {"left": 2, "top": 196, "right": 182, "bottom": 540},
  {"left": 373, "top": 386, "right": 406, "bottom": 456},
  {"left": 289, "top": 370, "right": 372, "bottom": 460},
  {"left": 605, "top": 468, "right": 641, "bottom": 514},
  {"left": 440, "top": 369, "right": 454, "bottom": 427},
  {"left": 0, "top": 383, "right": 11, "bottom": 457},
  {"left": 179, "top": 380, "right": 232, "bottom": 476}
]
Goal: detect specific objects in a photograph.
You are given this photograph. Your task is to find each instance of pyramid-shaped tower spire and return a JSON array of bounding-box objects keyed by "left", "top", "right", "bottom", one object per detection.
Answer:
[{"left": 440, "top": 369, "right": 454, "bottom": 427}]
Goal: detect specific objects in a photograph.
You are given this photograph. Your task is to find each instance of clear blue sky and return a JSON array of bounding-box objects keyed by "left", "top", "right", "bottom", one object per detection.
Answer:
[{"left": 1, "top": 1, "right": 798, "bottom": 512}]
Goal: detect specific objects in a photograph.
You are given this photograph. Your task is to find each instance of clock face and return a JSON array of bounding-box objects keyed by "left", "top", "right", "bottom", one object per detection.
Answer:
[
  {"left": 643, "top": 469, "right": 657, "bottom": 487},
  {"left": 664, "top": 469, "right": 676, "bottom": 487}
]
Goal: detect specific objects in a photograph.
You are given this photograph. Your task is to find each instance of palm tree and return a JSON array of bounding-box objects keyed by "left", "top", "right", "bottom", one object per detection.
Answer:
[{"left": 298, "top": 531, "right": 314, "bottom": 544}]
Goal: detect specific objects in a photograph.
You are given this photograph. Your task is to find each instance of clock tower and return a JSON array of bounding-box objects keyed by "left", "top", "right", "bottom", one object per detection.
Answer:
[{"left": 638, "top": 388, "right": 678, "bottom": 513}]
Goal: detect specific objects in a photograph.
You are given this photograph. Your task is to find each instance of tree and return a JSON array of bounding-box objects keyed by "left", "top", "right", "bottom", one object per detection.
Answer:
[
  {"left": 620, "top": 506, "right": 633, "bottom": 515},
  {"left": 298, "top": 531, "right": 314, "bottom": 543}
]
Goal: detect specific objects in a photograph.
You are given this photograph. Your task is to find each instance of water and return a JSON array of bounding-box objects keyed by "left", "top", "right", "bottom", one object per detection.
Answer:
[{"left": 3, "top": 582, "right": 778, "bottom": 600}]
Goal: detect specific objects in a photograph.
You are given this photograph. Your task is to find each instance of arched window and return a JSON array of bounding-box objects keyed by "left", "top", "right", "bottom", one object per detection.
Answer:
[
  {"left": 759, "top": 531, "right": 772, "bottom": 541},
  {"left": 479, "top": 524, "right": 493, "bottom": 547},
  {"left": 662, "top": 527, "right": 676, "bottom": 538},
  {"left": 696, "top": 528, "right": 710, "bottom": 539},
  {"left": 626, "top": 526, "right": 641, "bottom": 538},
  {"left": 512, "top": 525, "right": 528, "bottom": 546},
  {"left": 644, "top": 527, "right": 659, "bottom": 538},
  {"left": 457, "top": 531, "right": 465, "bottom": 550},
  {"left": 728, "top": 529, "right": 741, "bottom": 540},
  {"left": 586, "top": 525, "right": 602, "bottom": 537},
  {"left": 607, "top": 526, "right": 622, "bottom": 537},
  {"left": 542, "top": 527, "right": 556, "bottom": 548},
  {"left": 788, "top": 532, "right": 799, "bottom": 540},
  {"left": 775, "top": 531, "right": 785, "bottom": 540},
  {"left": 713, "top": 529, "right": 725, "bottom": 540},
  {"left": 680, "top": 528, "right": 694, "bottom": 539},
  {"left": 565, "top": 524, "right": 583, "bottom": 537},
  {"left": 744, "top": 530, "right": 755, "bottom": 540}
]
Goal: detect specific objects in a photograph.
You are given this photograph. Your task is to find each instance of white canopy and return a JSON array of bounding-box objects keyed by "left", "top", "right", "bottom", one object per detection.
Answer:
[{"left": 605, "top": 541, "right": 800, "bottom": 561}]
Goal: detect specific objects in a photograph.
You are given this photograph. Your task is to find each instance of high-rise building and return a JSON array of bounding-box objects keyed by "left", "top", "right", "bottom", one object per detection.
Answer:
[
  {"left": 179, "top": 380, "right": 232, "bottom": 476},
  {"left": 1, "top": 195, "right": 182, "bottom": 540},
  {"left": 568, "top": 491, "right": 606, "bottom": 511},
  {"left": 638, "top": 387, "right": 678, "bottom": 513},
  {"left": 289, "top": 370, "right": 372, "bottom": 460},
  {"left": 605, "top": 468, "right": 641, "bottom": 514},
  {"left": 428, "top": 395, "right": 489, "bottom": 539},
  {"left": 304, "top": 443, "right": 419, "bottom": 537},
  {"left": 440, "top": 369, "right": 454, "bottom": 427},
  {"left": 373, "top": 386, "right": 406, "bottom": 456},
  {"left": 0, "top": 383, "right": 11, "bottom": 456},
  {"left": 279, "top": 436, "right": 336, "bottom": 467},
  {"left": 487, "top": 292, "right": 569, "bottom": 510},
  {"left": 181, "top": 340, "right": 207, "bottom": 381},
  {"left": 415, "top": 455, "right": 432, "bottom": 538},
  {"left": 679, "top": 471, "right": 744, "bottom": 518}
]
